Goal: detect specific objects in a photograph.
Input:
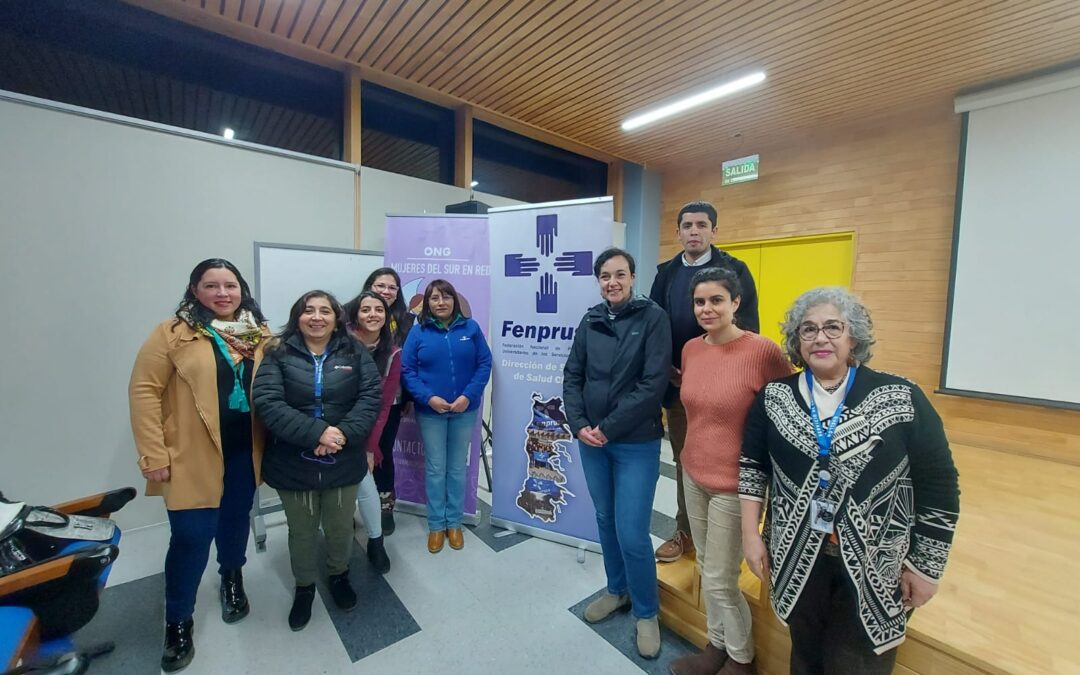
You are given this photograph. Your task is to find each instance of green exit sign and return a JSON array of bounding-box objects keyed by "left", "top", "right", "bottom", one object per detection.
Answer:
[{"left": 722, "top": 154, "right": 759, "bottom": 185}]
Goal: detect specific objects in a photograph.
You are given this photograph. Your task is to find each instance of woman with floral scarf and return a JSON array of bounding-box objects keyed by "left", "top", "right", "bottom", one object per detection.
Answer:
[{"left": 129, "top": 258, "right": 269, "bottom": 673}]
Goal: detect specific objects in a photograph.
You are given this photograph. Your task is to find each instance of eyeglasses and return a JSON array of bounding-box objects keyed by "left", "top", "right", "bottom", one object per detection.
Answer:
[
  {"left": 798, "top": 321, "right": 845, "bottom": 341},
  {"left": 372, "top": 283, "right": 399, "bottom": 293}
]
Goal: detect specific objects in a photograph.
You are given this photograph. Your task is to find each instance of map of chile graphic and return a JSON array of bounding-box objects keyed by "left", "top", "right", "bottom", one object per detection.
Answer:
[
  {"left": 504, "top": 214, "right": 593, "bottom": 314},
  {"left": 515, "top": 393, "right": 575, "bottom": 523}
]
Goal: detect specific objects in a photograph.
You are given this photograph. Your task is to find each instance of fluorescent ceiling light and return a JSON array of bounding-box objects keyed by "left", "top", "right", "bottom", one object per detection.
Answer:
[
  {"left": 470, "top": 180, "right": 479, "bottom": 187},
  {"left": 222, "top": 127, "right": 235, "bottom": 140},
  {"left": 621, "top": 71, "right": 766, "bottom": 131}
]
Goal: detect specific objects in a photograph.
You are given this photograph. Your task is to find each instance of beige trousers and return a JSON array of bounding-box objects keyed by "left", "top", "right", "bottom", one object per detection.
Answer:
[{"left": 683, "top": 470, "right": 755, "bottom": 663}]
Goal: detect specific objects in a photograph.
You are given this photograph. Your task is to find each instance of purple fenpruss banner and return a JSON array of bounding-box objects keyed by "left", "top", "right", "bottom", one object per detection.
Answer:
[
  {"left": 383, "top": 214, "right": 490, "bottom": 522},
  {"left": 488, "top": 197, "right": 614, "bottom": 546}
]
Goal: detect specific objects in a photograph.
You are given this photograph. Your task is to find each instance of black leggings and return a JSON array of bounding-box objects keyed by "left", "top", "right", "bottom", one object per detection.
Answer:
[{"left": 373, "top": 404, "right": 403, "bottom": 497}]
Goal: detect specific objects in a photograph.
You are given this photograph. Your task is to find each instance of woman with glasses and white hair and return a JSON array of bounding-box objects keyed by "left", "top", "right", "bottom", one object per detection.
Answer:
[{"left": 739, "top": 287, "right": 960, "bottom": 675}]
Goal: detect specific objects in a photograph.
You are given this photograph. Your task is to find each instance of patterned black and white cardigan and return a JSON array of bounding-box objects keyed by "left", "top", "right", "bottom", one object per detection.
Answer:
[{"left": 739, "top": 366, "right": 960, "bottom": 654}]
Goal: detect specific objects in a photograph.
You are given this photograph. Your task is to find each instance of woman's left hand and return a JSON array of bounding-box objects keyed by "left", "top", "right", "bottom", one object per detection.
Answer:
[
  {"left": 449, "top": 395, "right": 470, "bottom": 413},
  {"left": 367, "top": 452, "right": 375, "bottom": 472},
  {"left": 900, "top": 568, "right": 937, "bottom": 609}
]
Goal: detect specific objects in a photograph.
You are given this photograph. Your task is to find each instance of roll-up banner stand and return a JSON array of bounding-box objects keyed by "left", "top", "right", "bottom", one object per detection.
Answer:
[
  {"left": 383, "top": 214, "right": 491, "bottom": 524},
  {"left": 488, "top": 197, "right": 615, "bottom": 552}
]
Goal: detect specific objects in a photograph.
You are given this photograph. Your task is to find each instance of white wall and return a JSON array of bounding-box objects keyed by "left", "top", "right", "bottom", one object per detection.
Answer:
[
  {"left": 359, "top": 166, "right": 522, "bottom": 251},
  {"left": 0, "top": 95, "right": 357, "bottom": 528}
]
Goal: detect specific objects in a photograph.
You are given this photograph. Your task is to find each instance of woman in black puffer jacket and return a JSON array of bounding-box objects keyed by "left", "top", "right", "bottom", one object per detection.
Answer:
[{"left": 252, "top": 290, "right": 380, "bottom": 631}]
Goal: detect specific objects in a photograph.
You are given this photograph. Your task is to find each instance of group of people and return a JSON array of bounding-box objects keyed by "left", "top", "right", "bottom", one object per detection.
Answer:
[
  {"left": 129, "top": 262, "right": 489, "bottom": 672},
  {"left": 129, "top": 200, "right": 961, "bottom": 675},
  {"left": 562, "top": 201, "right": 961, "bottom": 674}
]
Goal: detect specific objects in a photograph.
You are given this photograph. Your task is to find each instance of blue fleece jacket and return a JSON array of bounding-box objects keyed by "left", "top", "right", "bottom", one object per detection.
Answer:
[{"left": 401, "top": 315, "right": 492, "bottom": 415}]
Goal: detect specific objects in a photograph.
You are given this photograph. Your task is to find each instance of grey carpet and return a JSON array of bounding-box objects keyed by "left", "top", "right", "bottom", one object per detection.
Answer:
[
  {"left": 465, "top": 499, "right": 531, "bottom": 552},
  {"left": 319, "top": 538, "right": 421, "bottom": 662},
  {"left": 569, "top": 589, "right": 696, "bottom": 674},
  {"left": 650, "top": 509, "right": 677, "bottom": 542},
  {"left": 659, "top": 460, "right": 677, "bottom": 481},
  {"left": 73, "top": 573, "right": 164, "bottom": 675}
]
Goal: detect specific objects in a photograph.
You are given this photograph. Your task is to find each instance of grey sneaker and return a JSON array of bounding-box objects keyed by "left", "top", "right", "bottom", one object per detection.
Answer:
[
  {"left": 583, "top": 591, "right": 630, "bottom": 623},
  {"left": 636, "top": 617, "right": 661, "bottom": 659}
]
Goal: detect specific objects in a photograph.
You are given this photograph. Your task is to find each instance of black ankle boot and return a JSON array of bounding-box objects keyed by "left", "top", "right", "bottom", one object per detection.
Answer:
[
  {"left": 220, "top": 569, "right": 249, "bottom": 624},
  {"left": 381, "top": 510, "right": 396, "bottom": 536},
  {"left": 161, "top": 619, "right": 194, "bottom": 672},
  {"left": 328, "top": 571, "right": 357, "bottom": 611},
  {"left": 288, "top": 585, "right": 316, "bottom": 631},
  {"left": 367, "top": 536, "right": 391, "bottom": 574}
]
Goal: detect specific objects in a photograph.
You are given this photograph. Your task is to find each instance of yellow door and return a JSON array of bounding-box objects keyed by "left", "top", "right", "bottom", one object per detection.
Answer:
[{"left": 717, "top": 233, "right": 854, "bottom": 346}]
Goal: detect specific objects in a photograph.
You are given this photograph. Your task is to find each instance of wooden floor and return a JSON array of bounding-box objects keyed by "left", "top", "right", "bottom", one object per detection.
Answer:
[{"left": 658, "top": 444, "right": 1080, "bottom": 675}]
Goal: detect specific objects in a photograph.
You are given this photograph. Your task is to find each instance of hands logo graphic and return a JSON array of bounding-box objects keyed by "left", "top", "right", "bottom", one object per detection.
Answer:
[
  {"left": 505, "top": 253, "right": 540, "bottom": 277},
  {"left": 536, "top": 214, "right": 558, "bottom": 257},
  {"left": 536, "top": 273, "right": 558, "bottom": 314},
  {"left": 554, "top": 250, "right": 592, "bottom": 276},
  {"left": 502, "top": 214, "right": 595, "bottom": 314}
]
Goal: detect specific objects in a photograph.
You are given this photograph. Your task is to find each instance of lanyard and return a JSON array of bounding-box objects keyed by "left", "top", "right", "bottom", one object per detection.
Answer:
[
  {"left": 311, "top": 352, "right": 328, "bottom": 418},
  {"left": 806, "top": 366, "right": 857, "bottom": 491}
]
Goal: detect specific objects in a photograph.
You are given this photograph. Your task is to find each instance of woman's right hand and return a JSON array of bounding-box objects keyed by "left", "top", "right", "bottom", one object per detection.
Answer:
[
  {"left": 577, "top": 426, "right": 605, "bottom": 447},
  {"left": 319, "top": 426, "right": 346, "bottom": 450},
  {"left": 743, "top": 531, "right": 770, "bottom": 582},
  {"left": 142, "top": 466, "right": 171, "bottom": 482},
  {"left": 428, "top": 396, "right": 451, "bottom": 413}
]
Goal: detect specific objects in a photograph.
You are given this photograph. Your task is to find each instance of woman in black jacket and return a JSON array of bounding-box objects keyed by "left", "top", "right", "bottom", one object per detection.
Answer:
[
  {"left": 562, "top": 248, "right": 672, "bottom": 660},
  {"left": 252, "top": 290, "right": 381, "bottom": 631}
]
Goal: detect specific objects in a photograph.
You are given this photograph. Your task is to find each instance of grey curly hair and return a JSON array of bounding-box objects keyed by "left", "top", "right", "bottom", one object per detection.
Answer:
[{"left": 780, "top": 287, "right": 875, "bottom": 369}]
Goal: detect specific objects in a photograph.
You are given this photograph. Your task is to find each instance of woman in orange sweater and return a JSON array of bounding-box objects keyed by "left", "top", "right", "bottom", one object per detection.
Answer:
[{"left": 669, "top": 267, "right": 791, "bottom": 675}]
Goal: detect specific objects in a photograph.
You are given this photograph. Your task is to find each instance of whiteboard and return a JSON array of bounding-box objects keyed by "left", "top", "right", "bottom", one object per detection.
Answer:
[
  {"left": 255, "top": 242, "right": 384, "bottom": 332},
  {"left": 942, "top": 82, "right": 1080, "bottom": 408}
]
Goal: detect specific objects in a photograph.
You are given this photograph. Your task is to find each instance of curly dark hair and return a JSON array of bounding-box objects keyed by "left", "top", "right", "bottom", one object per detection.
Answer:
[{"left": 173, "top": 258, "right": 265, "bottom": 328}]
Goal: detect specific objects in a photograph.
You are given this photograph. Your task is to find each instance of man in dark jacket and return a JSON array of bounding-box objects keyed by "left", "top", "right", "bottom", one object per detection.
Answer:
[
  {"left": 563, "top": 247, "right": 671, "bottom": 660},
  {"left": 648, "top": 201, "right": 760, "bottom": 563}
]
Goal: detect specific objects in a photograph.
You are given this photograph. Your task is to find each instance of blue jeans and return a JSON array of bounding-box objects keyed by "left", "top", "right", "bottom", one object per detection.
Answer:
[
  {"left": 579, "top": 439, "right": 661, "bottom": 619},
  {"left": 164, "top": 447, "right": 255, "bottom": 623},
  {"left": 416, "top": 410, "right": 477, "bottom": 531}
]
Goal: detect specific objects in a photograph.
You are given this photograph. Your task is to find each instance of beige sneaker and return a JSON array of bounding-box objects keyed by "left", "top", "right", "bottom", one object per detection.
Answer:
[
  {"left": 636, "top": 617, "right": 661, "bottom": 659},
  {"left": 655, "top": 530, "right": 692, "bottom": 563},
  {"left": 583, "top": 592, "right": 630, "bottom": 623}
]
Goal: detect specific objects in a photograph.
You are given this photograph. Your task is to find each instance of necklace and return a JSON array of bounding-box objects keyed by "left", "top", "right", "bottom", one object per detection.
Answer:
[{"left": 821, "top": 376, "right": 846, "bottom": 393}]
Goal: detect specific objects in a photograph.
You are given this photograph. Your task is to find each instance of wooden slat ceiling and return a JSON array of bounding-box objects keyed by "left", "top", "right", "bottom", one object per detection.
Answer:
[{"left": 131, "top": 0, "right": 1079, "bottom": 167}]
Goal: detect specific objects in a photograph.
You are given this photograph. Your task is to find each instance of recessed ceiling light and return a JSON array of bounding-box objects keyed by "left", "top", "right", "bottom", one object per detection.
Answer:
[
  {"left": 222, "top": 127, "right": 235, "bottom": 140},
  {"left": 621, "top": 71, "right": 766, "bottom": 131}
]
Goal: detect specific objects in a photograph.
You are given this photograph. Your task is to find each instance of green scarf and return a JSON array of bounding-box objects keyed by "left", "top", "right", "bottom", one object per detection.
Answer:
[{"left": 206, "top": 326, "right": 250, "bottom": 412}]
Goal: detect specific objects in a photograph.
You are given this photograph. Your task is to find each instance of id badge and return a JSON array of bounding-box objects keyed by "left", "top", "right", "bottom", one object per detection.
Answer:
[{"left": 810, "top": 499, "right": 837, "bottom": 534}]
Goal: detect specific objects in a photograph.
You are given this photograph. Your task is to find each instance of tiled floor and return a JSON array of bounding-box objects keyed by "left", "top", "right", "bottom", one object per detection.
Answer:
[{"left": 73, "top": 442, "right": 695, "bottom": 674}]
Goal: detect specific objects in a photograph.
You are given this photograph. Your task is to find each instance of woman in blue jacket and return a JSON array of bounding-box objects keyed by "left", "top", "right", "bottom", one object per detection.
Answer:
[{"left": 401, "top": 279, "right": 492, "bottom": 554}]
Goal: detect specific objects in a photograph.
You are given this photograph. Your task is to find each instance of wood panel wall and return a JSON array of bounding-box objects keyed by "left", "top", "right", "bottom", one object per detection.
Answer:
[{"left": 658, "top": 105, "right": 1080, "bottom": 465}]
